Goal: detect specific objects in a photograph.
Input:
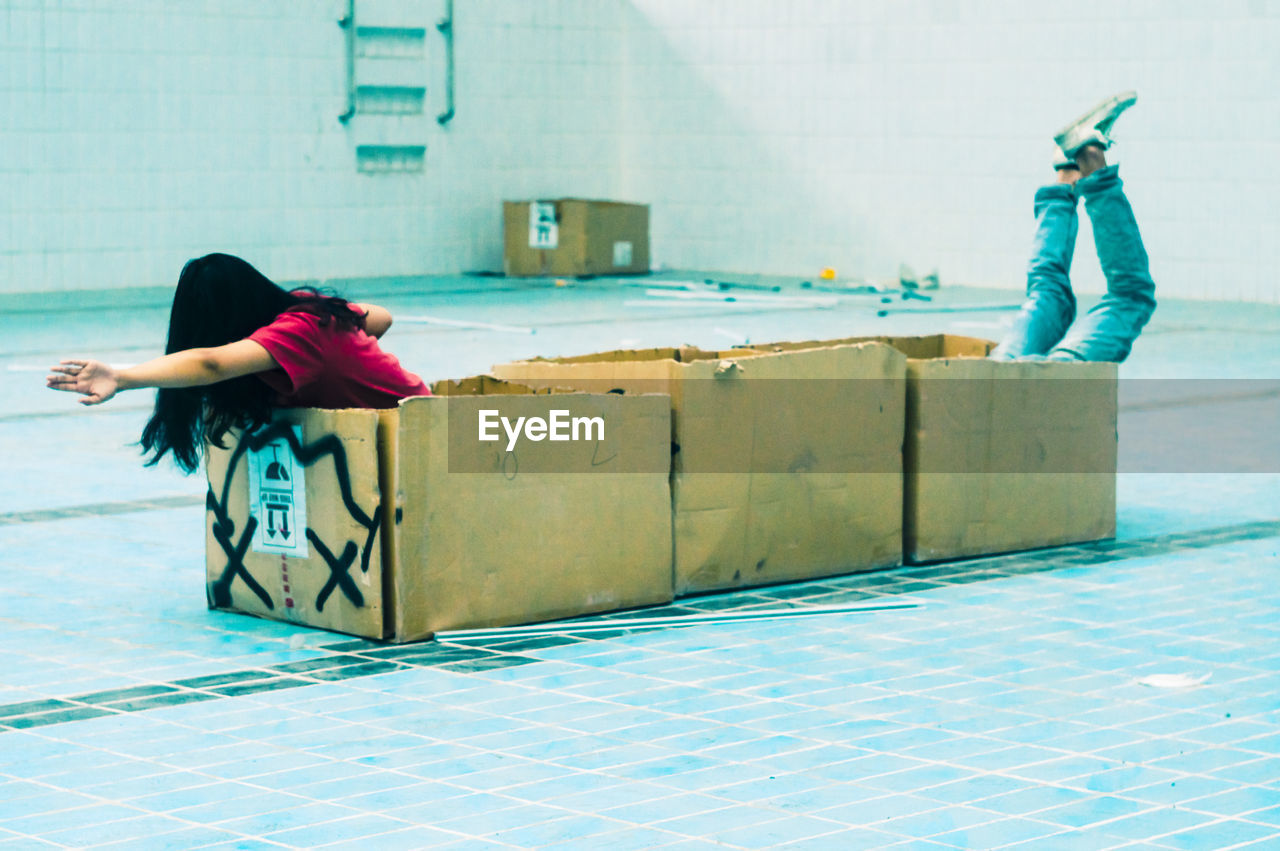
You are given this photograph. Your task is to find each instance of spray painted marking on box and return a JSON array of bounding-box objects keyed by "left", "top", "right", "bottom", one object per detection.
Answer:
[
  {"left": 529, "top": 201, "right": 558, "bottom": 249},
  {"left": 247, "top": 426, "right": 309, "bottom": 558},
  {"left": 208, "top": 424, "right": 382, "bottom": 612}
]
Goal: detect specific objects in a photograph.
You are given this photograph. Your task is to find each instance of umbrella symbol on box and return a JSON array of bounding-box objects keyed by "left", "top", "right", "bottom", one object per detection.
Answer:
[
  {"left": 261, "top": 444, "right": 293, "bottom": 541},
  {"left": 265, "top": 444, "right": 289, "bottom": 481}
]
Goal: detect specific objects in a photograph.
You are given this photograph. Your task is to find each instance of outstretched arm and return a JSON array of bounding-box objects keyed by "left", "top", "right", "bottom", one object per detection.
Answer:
[
  {"left": 47, "top": 340, "right": 278, "bottom": 405},
  {"left": 353, "top": 303, "right": 392, "bottom": 338}
]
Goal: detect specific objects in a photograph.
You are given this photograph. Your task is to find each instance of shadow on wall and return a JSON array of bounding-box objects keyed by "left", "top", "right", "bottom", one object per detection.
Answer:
[
  {"left": 615, "top": 0, "right": 894, "bottom": 281},
  {"left": 614, "top": 0, "right": 1280, "bottom": 301}
]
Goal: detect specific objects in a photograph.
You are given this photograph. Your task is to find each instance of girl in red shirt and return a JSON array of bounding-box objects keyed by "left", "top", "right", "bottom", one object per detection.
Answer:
[{"left": 46, "top": 253, "right": 429, "bottom": 472}]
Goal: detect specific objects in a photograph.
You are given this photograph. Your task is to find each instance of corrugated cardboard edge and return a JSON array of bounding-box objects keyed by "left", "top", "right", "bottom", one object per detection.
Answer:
[
  {"left": 741, "top": 333, "right": 995, "bottom": 361},
  {"left": 376, "top": 407, "right": 403, "bottom": 640}
]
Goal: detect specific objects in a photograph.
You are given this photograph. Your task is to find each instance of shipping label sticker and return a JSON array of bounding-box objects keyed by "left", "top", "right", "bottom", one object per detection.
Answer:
[
  {"left": 529, "top": 201, "right": 558, "bottom": 249},
  {"left": 612, "top": 240, "right": 633, "bottom": 267},
  {"left": 247, "top": 425, "right": 309, "bottom": 559}
]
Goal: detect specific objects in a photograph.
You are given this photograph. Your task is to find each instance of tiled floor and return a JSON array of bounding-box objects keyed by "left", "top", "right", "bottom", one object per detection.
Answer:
[{"left": 2, "top": 273, "right": 1279, "bottom": 849}]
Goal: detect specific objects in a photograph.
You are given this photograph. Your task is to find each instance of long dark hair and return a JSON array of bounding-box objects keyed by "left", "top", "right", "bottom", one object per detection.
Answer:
[{"left": 140, "top": 253, "right": 365, "bottom": 473}]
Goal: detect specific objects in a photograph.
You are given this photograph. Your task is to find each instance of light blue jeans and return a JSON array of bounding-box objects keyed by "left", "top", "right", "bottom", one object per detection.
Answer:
[{"left": 991, "top": 165, "right": 1156, "bottom": 362}]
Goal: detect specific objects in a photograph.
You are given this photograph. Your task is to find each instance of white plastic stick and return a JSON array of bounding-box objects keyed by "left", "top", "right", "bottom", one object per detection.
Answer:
[
  {"left": 396, "top": 314, "right": 535, "bottom": 334},
  {"left": 436, "top": 601, "right": 920, "bottom": 641},
  {"left": 643, "top": 289, "right": 838, "bottom": 308}
]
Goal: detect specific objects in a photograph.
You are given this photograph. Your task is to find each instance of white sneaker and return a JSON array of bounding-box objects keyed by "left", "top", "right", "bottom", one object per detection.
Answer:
[{"left": 1053, "top": 90, "right": 1137, "bottom": 160}]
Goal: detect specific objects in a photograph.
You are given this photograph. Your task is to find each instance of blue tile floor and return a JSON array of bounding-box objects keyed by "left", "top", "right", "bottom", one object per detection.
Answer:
[{"left": 2, "top": 273, "right": 1280, "bottom": 849}]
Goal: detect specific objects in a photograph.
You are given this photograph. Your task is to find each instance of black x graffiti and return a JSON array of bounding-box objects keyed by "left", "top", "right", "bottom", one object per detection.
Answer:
[
  {"left": 207, "top": 510, "right": 273, "bottom": 610},
  {"left": 307, "top": 529, "right": 364, "bottom": 612},
  {"left": 206, "top": 421, "right": 383, "bottom": 613}
]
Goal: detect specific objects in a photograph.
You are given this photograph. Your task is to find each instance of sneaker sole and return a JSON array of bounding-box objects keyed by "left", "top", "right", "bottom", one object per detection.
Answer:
[{"left": 1053, "top": 90, "right": 1138, "bottom": 158}]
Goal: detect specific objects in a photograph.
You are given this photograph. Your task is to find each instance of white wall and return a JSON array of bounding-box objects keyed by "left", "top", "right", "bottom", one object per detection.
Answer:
[
  {"left": 0, "top": 0, "right": 627, "bottom": 293},
  {"left": 4, "top": 0, "right": 1278, "bottom": 302},
  {"left": 618, "top": 0, "right": 1280, "bottom": 301},
  {"left": 434, "top": 0, "right": 629, "bottom": 274}
]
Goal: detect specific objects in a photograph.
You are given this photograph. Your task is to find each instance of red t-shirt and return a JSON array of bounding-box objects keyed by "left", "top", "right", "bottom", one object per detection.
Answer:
[{"left": 248, "top": 308, "right": 430, "bottom": 408}]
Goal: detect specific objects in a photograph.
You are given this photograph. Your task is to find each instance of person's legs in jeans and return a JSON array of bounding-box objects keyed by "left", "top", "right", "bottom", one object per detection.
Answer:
[
  {"left": 990, "top": 174, "right": 1081, "bottom": 360},
  {"left": 1047, "top": 146, "right": 1157, "bottom": 362}
]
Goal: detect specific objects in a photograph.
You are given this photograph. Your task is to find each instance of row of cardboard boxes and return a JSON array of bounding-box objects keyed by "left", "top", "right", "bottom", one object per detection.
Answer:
[{"left": 207, "top": 334, "right": 1118, "bottom": 642}]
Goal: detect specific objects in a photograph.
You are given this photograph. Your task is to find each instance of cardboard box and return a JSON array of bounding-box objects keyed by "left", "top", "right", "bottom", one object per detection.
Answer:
[
  {"left": 388, "top": 377, "right": 673, "bottom": 640},
  {"left": 206, "top": 407, "right": 392, "bottom": 638},
  {"left": 503, "top": 199, "right": 649, "bottom": 277},
  {"left": 206, "top": 377, "right": 673, "bottom": 641},
  {"left": 493, "top": 344, "right": 906, "bottom": 595},
  {"left": 743, "top": 335, "right": 1118, "bottom": 562}
]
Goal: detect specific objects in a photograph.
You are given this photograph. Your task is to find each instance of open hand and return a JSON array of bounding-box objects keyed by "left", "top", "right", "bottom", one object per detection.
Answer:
[{"left": 46, "top": 359, "right": 119, "bottom": 405}]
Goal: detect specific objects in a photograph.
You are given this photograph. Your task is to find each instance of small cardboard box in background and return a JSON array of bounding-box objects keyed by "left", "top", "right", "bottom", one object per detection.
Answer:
[
  {"left": 744, "top": 334, "right": 1118, "bottom": 563},
  {"left": 503, "top": 199, "right": 649, "bottom": 277},
  {"left": 206, "top": 377, "right": 674, "bottom": 641},
  {"left": 494, "top": 343, "right": 906, "bottom": 595}
]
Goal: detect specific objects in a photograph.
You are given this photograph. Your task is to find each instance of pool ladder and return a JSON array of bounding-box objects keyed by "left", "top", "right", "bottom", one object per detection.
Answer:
[{"left": 337, "top": 0, "right": 454, "bottom": 172}]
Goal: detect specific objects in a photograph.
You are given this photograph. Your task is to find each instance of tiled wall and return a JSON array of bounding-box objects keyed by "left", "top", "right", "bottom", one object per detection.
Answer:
[
  {"left": 619, "top": 0, "right": 1280, "bottom": 301},
  {"left": 434, "top": 0, "right": 628, "bottom": 275},
  {"left": 0, "top": 0, "right": 627, "bottom": 293},
  {"left": 4, "top": 1, "right": 1277, "bottom": 301}
]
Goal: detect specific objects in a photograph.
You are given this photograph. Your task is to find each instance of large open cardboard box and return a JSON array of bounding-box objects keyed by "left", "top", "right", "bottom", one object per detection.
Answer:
[
  {"left": 493, "top": 343, "right": 906, "bottom": 594},
  {"left": 740, "top": 335, "right": 1118, "bottom": 563},
  {"left": 206, "top": 376, "right": 673, "bottom": 641}
]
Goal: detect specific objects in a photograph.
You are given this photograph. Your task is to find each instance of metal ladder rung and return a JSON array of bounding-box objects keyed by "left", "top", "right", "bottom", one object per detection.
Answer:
[
  {"left": 354, "top": 85, "right": 426, "bottom": 115},
  {"left": 356, "top": 26, "right": 426, "bottom": 59}
]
